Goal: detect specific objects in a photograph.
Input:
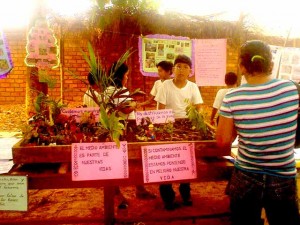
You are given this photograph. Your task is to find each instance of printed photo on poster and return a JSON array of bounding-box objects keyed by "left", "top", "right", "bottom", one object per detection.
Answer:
[
  {"left": 139, "top": 34, "right": 192, "bottom": 77},
  {"left": 278, "top": 47, "right": 300, "bottom": 82}
]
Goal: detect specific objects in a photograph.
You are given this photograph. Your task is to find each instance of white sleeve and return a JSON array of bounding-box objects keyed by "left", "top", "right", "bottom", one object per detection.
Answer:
[
  {"left": 213, "top": 89, "right": 227, "bottom": 109},
  {"left": 154, "top": 82, "right": 166, "bottom": 105},
  {"left": 191, "top": 83, "right": 203, "bottom": 104},
  {"left": 150, "top": 81, "right": 158, "bottom": 97}
]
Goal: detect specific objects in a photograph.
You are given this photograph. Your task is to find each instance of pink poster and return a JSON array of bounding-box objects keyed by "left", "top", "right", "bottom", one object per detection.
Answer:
[
  {"left": 72, "top": 142, "right": 128, "bottom": 181},
  {"left": 194, "top": 39, "right": 226, "bottom": 86},
  {"left": 141, "top": 143, "right": 197, "bottom": 183},
  {"left": 24, "top": 18, "right": 59, "bottom": 70}
]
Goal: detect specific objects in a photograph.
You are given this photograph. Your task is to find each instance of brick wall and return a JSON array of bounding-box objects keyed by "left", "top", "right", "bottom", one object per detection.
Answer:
[
  {"left": 0, "top": 29, "right": 27, "bottom": 104},
  {"left": 0, "top": 28, "right": 239, "bottom": 111}
]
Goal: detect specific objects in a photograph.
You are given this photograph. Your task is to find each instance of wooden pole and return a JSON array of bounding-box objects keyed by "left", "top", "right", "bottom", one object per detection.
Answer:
[
  {"left": 25, "top": 0, "right": 48, "bottom": 119},
  {"left": 104, "top": 185, "right": 115, "bottom": 225}
]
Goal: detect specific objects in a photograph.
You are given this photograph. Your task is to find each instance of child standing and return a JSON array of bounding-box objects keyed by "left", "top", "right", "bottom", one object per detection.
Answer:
[
  {"left": 138, "top": 60, "right": 173, "bottom": 109},
  {"left": 210, "top": 72, "right": 238, "bottom": 126},
  {"left": 155, "top": 54, "right": 203, "bottom": 210}
]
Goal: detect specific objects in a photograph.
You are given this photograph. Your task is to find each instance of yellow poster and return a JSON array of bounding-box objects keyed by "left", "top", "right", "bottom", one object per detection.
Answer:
[{"left": 141, "top": 35, "right": 192, "bottom": 76}]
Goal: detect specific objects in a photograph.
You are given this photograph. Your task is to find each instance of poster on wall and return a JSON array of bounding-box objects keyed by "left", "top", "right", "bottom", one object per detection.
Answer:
[
  {"left": 24, "top": 17, "right": 59, "bottom": 82},
  {"left": 194, "top": 39, "right": 226, "bottom": 86},
  {"left": 139, "top": 34, "right": 192, "bottom": 77},
  {"left": 277, "top": 47, "right": 300, "bottom": 82},
  {"left": 270, "top": 45, "right": 283, "bottom": 79},
  {"left": 0, "top": 30, "right": 13, "bottom": 79}
]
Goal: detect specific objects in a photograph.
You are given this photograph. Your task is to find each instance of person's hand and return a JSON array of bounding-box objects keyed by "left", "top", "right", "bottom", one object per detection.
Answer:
[
  {"left": 210, "top": 119, "right": 216, "bottom": 127},
  {"left": 135, "top": 103, "right": 144, "bottom": 110},
  {"left": 120, "top": 101, "right": 137, "bottom": 114}
]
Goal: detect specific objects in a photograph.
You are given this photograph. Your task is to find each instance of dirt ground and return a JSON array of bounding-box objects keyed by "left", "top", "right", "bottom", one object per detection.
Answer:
[{"left": 0, "top": 182, "right": 231, "bottom": 225}]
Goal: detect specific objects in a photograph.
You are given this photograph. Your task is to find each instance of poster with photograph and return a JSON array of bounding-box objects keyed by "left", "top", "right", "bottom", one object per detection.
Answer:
[
  {"left": 270, "top": 45, "right": 283, "bottom": 79},
  {"left": 277, "top": 47, "right": 300, "bottom": 82},
  {"left": 0, "top": 31, "right": 13, "bottom": 79},
  {"left": 139, "top": 34, "right": 192, "bottom": 77}
]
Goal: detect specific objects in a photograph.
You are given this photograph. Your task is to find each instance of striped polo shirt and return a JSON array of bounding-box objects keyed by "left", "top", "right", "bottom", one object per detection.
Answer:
[{"left": 220, "top": 79, "right": 298, "bottom": 177}]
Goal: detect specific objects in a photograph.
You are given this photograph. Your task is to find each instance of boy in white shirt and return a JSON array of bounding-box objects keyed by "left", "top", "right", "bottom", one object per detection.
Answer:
[
  {"left": 138, "top": 60, "right": 173, "bottom": 109},
  {"left": 155, "top": 54, "right": 203, "bottom": 210},
  {"left": 210, "top": 72, "right": 237, "bottom": 126}
]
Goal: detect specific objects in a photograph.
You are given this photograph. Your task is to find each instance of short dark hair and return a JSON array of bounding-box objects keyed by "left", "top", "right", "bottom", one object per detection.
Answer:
[
  {"left": 87, "top": 72, "right": 96, "bottom": 86},
  {"left": 156, "top": 61, "right": 173, "bottom": 74},
  {"left": 174, "top": 54, "right": 192, "bottom": 68},
  {"left": 225, "top": 72, "right": 238, "bottom": 85},
  {"left": 109, "top": 62, "right": 129, "bottom": 88}
]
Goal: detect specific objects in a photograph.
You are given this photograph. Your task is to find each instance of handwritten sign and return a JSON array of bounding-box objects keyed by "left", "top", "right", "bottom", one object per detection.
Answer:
[
  {"left": 0, "top": 176, "right": 28, "bottom": 211},
  {"left": 194, "top": 39, "right": 226, "bottom": 86},
  {"left": 61, "top": 107, "right": 99, "bottom": 123},
  {"left": 72, "top": 142, "right": 128, "bottom": 181},
  {"left": 141, "top": 143, "right": 197, "bottom": 183},
  {"left": 135, "top": 109, "right": 175, "bottom": 125}
]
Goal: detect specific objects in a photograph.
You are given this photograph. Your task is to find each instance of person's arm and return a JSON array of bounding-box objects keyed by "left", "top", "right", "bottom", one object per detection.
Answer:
[
  {"left": 194, "top": 103, "right": 201, "bottom": 112},
  {"left": 119, "top": 100, "right": 137, "bottom": 114},
  {"left": 210, "top": 107, "right": 218, "bottom": 125},
  {"left": 137, "top": 95, "right": 155, "bottom": 109},
  {"left": 158, "top": 103, "right": 166, "bottom": 109},
  {"left": 216, "top": 115, "right": 237, "bottom": 155}
]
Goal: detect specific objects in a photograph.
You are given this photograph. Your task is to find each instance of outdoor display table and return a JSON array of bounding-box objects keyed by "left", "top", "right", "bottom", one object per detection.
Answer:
[{"left": 6, "top": 140, "right": 233, "bottom": 225}]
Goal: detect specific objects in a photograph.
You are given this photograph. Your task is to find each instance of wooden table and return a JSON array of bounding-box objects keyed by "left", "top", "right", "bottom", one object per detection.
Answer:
[{"left": 5, "top": 140, "right": 232, "bottom": 225}]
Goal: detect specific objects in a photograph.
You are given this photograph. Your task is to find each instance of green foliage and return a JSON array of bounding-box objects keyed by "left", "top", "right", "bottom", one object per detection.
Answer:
[
  {"left": 79, "top": 41, "right": 135, "bottom": 109},
  {"left": 99, "top": 105, "right": 125, "bottom": 148},
  {"left": 185, "top": 99, "right": 207, "bottom": 136},
  {"left": 76, "top": 41, "right": 139, "bottom": 147},
  {"left": 163, "top": 121, "right": 173, "bottom": 134},
  {"left": 34, "top": 91, "right": 67, "bottom": 125}
]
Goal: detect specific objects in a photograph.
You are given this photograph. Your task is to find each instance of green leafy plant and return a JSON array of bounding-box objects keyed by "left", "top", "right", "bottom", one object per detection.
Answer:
[
  {"left": 99, "top": 105, "right": 125, "bottom": 147},
  {"left": 71, "top": 41, "right": 143, "bottom": 147},
  {"left": 185, "top": 99, "right": 207, "bottom": 137}
]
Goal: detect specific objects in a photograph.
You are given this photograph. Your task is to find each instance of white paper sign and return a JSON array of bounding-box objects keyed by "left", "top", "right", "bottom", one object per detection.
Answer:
[
  {"left": 194, "top": 39, "right": 226, "bottom": 86},
  {"left": 141, "top": 143, "right": 197, "bottom": 183},
  {"left": 0, "top": 137, "right": 21, "bottom": 160},
  {"left": 71, "top": 142, "right": 128, "bottom": 181},
  {"left": 61, "top": 107, "right": 100, "bottom": 123},
  {"left": 135, "top": 109, "right": 175, "bottom": 125},
  {"left": 0, "top": 176, "right": 28, "bottom": 211},
  {"left": 0, "top": 160, "right": 14, "bottom": 174}
]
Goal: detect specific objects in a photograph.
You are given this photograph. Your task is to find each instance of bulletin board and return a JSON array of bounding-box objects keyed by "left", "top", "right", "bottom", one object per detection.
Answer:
[{"left": 139, "top": 34, "right": 192, "bottom": 77}]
